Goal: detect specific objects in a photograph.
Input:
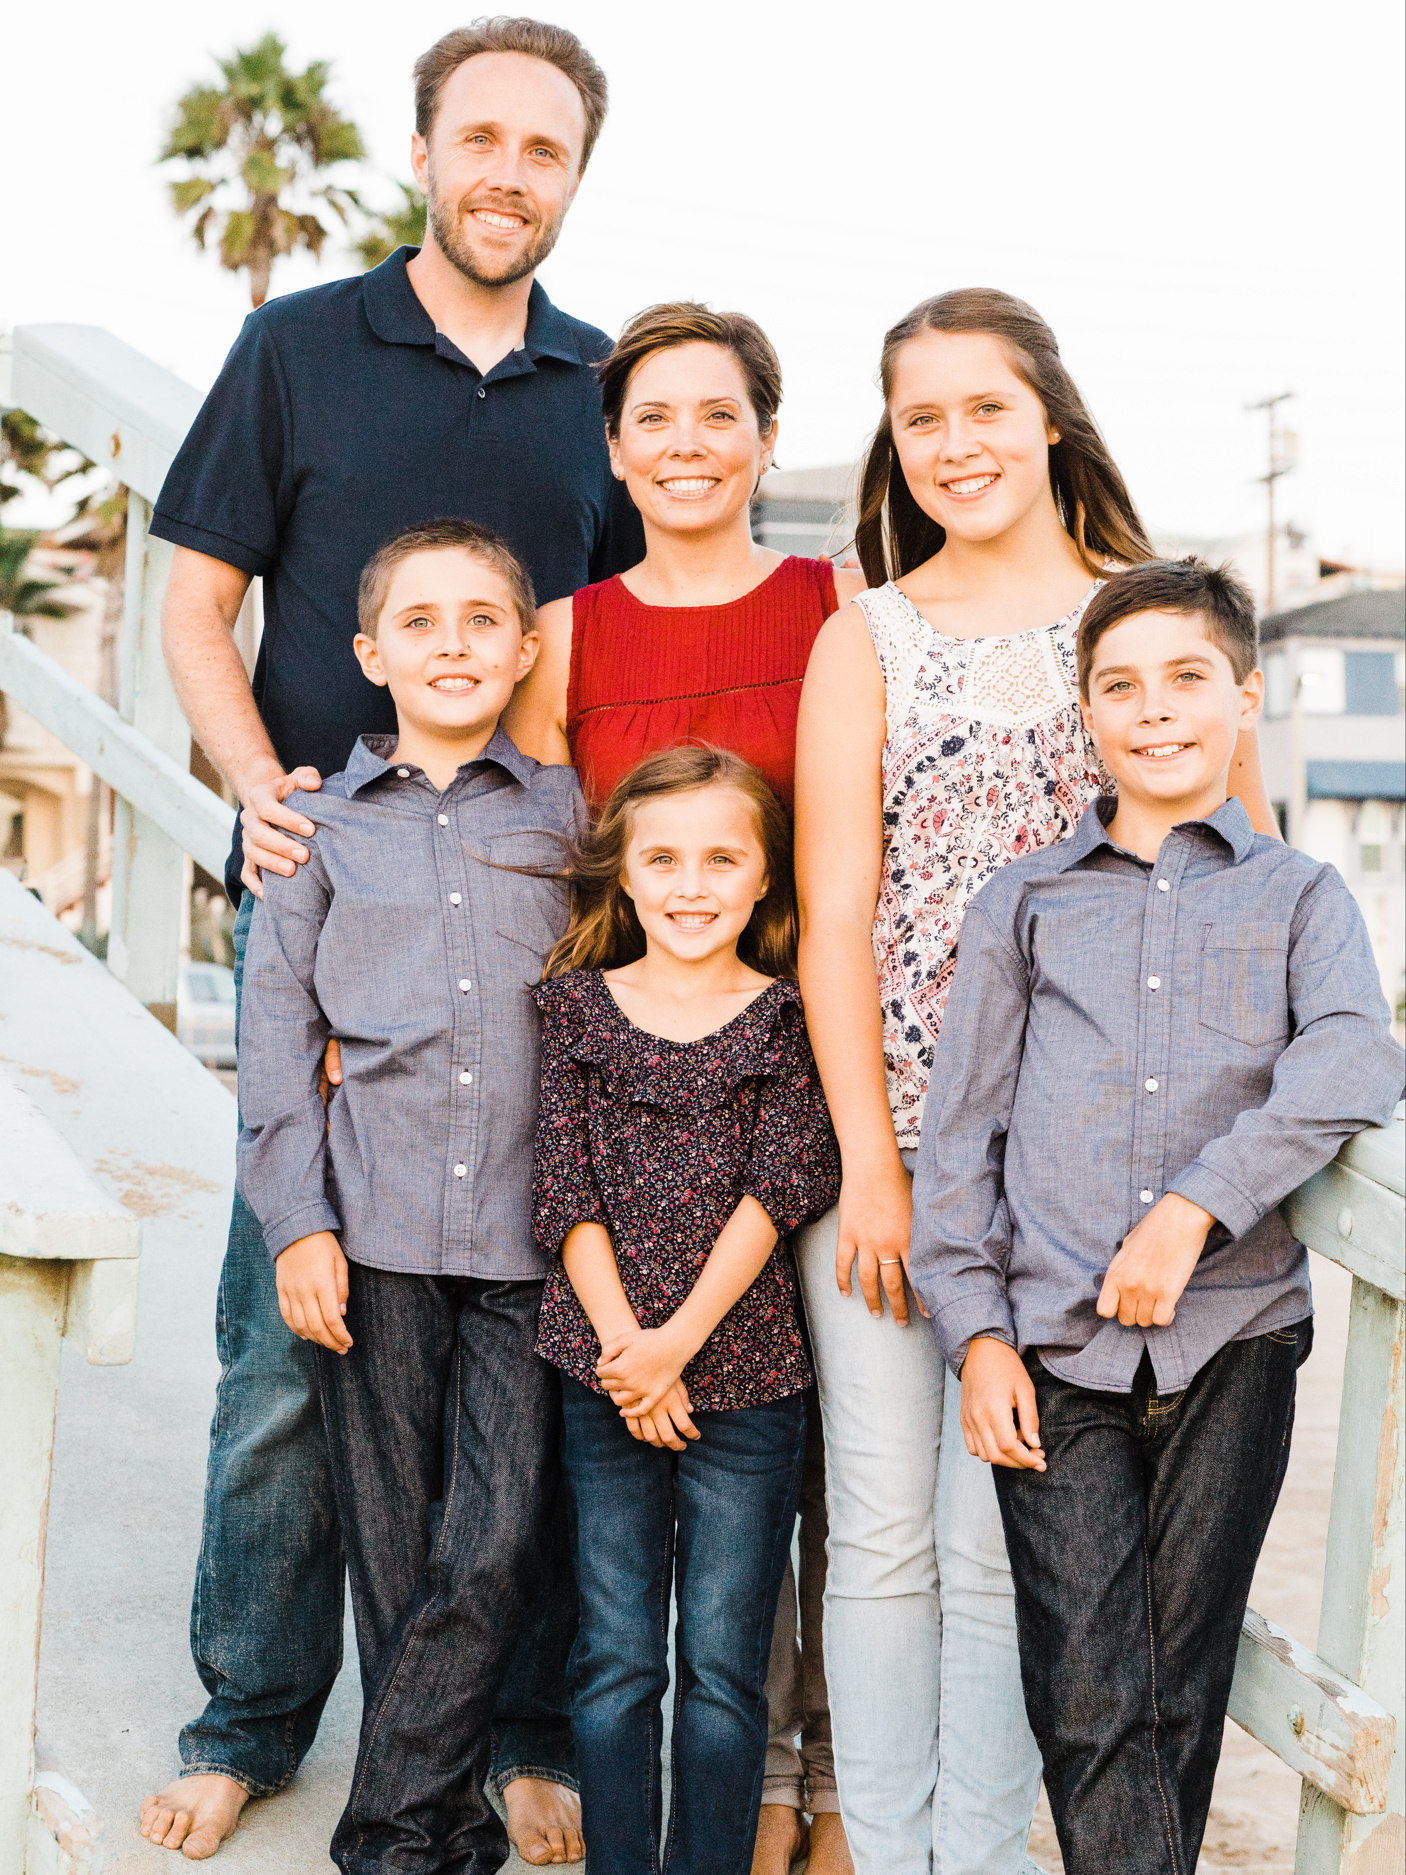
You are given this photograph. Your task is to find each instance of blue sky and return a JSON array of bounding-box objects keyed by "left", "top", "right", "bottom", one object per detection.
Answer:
[{"left": 4, "top": 0, "right": 1403, "bottom": 564}]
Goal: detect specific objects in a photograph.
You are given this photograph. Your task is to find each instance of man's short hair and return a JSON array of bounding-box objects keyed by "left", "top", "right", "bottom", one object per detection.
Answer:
[
  {"left": 598, "top": 302, "right": 783, "bottom": 440},
  {"left": 1077, "top": 557, "right": 1259, "bottom": 696},
  {"left": 413, "top": 18, "right": 608, "bottom": 168},
  {"left": 357, "top": 518, "right": 537, "bottom": 638}
]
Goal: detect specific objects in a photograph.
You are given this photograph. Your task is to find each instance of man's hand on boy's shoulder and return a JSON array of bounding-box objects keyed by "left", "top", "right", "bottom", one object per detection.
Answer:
[
  {"left": 275, "top": 1230, "right": 351, "bottom": 1352},
  {"left": 239, "top": 764, "right": 323, "bottom": 898},
  {"left": 960, "top": 1337, "right": 1046, "bottom": 1471},
  {"left": 1096, "top": 1193, "right": 1216, "bottom": 1329}
]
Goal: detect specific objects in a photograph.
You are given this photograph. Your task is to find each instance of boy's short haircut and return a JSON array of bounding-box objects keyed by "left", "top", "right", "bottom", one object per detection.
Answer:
[
  {"left": 413, "top": 19, "right": 608, "bottom": 168},
  {"left": 357, "top": 518, "right": 537, "bottom": 639},
  {"left": 1077, "top": 557, "right": 1259, "bottom": 696}
]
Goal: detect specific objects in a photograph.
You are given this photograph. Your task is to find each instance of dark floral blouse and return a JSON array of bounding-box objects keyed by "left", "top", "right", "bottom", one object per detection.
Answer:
[{"left": 531, "top": 969, "right": 840, "bottom": 1411}]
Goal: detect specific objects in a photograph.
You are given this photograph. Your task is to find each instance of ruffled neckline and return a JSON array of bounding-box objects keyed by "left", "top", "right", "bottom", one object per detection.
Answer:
[{"left": 534, "top": 970, "right": 806, "bottom": 1109}]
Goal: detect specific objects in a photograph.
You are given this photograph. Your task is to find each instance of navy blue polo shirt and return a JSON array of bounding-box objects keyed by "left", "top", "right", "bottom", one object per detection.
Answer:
[{"left": 150, "top": 247, "right": 642, "bottom": 897}]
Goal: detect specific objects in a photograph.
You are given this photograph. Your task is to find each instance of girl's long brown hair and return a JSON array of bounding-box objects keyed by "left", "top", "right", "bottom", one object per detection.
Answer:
[
  {"left": 544, "top": 746, "right": 798, "bottom": 980},
  {"left": 854, "top": 288, "right": 1154, "bottom": 588}
]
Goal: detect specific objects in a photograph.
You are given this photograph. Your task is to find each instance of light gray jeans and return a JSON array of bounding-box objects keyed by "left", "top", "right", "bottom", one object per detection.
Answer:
[
  {"left": 762, "top": 1388, "right": 841, "bottom": 1815},
  {"left": 796, "top": 1187, "right": 1043, "bottom": 1875}
]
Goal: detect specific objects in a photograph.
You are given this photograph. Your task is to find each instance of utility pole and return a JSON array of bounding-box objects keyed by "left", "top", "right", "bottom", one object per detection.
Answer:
[{"left": 1246, "top": 392, "right": 1296, "bottom": 615}]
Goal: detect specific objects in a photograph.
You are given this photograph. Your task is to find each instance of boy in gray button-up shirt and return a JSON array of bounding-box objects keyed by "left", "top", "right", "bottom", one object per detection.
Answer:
[
  {"left": 911, "top": 559, "right": 1403, "bottom": 1875},
  {"left": 236, "top": 519, "right": 581, "bottom": 1873}
]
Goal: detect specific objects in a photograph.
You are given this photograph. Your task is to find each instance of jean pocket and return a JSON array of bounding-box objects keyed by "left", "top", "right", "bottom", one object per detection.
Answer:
[{"left": 1198, "top": 924, "right": 1290, "bottom": 1047}]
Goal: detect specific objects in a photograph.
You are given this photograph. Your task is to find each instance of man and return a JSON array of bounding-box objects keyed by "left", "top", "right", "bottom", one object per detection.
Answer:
[{"left": 138, "top": 19, "right": 640, "bottom": 1864}]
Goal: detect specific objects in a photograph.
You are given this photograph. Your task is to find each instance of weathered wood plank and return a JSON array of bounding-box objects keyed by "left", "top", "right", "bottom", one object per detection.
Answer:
[
  {"left": 1284, "top": 1156, "right": 1406, "bottom": 1301},
  {"left": 0, "top": 1075, "right": 140, "bottom": 1265},
  {"left": 1230, "top": 1608, "right": 1394, "bottom": 1815}
]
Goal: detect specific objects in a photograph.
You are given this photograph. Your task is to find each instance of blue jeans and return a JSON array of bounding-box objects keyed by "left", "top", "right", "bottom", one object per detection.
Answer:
[
  {"left": 563, "top": 1377, "right": 806, "bottom": 1875},
  {"left": 180, "top": 889, "right": 576, "bottom": 1796},
  {"left": 994, "top": 1325, "right": 1307, "bottom": 1875},
  {"left": 321, "top": 1267, "right": 560, "bottom": 1874}
]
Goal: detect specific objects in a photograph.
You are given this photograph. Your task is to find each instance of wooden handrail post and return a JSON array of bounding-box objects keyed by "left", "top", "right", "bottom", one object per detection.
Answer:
[{"left": 106, "top": 493, "right": 186, "bottom": 1032}]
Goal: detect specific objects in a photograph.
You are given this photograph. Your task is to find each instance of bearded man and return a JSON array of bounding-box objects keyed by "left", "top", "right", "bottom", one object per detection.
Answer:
[{"left": 138, "top": 20, "right": 639, "bottom": 1865}]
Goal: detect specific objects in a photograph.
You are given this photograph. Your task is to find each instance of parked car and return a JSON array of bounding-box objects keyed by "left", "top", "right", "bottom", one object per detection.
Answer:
[{"left": 177, "top": 961, "right": 237, "bottom": 1069}]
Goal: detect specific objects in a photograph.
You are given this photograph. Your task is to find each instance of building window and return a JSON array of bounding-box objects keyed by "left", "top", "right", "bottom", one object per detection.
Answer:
[
  {"left": 1361, "top": 845, "right": 1383, "bottom": 872},
  {"left": 1298, "top": 646, "right": 1346, "bottom": 714},
  {"left": 1343, "top": 650, "right": 1401, "bottom": 716}
]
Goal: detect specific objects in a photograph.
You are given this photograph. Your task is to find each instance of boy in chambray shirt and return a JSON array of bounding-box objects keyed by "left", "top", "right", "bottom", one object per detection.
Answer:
[
  {"left": 909, "top": 558, "right": 1403, "bottom": 1875},
  {"left": 235, "top": 518, "right": 582, "bottom": 1875}
]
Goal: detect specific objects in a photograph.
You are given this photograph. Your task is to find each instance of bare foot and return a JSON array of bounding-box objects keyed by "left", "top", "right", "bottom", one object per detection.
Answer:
[
  {"left": 752, "top": 1803, "right": 809, "bottom": 1875},
  {"left": 806, "top": 1810, "right": 855, "bottom": 1874},
  {"left": 138, "top": 1774, "right": 249, "bottom": 1860},
  {"left": 501, "top": 1776, "right": 584, "bottom": 1866}
]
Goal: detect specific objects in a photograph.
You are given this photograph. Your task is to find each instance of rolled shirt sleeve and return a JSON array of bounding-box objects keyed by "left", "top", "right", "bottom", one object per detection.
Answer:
[
  {"left": 910, "top": 902, "right": 1028, "bottom": 1375},
  {"left": 1169, "top": 867, "right": 1405, "bottom": 1234},
  {"left": 234, "top": 827, "right": 341, "bottom": 1257}
]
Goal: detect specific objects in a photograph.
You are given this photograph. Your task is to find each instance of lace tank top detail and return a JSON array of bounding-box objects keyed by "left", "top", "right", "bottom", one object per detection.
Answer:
[{"left": 860, "top": 579, "right": 1110, "bottom": 1143}]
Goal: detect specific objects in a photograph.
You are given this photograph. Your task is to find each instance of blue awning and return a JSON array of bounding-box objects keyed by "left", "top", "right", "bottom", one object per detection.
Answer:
[{"left": 1306, "top": 761, "right": 1406, "bottom": 801}]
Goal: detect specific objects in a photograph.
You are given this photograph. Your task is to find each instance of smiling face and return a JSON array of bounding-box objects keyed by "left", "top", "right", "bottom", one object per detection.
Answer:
[
  {"left": 888, "top": 329, "right": 1061, "bottom": 545},
  {"left": 620, "top": 785, "right": 771, "bottom": 967},
  {"left": 1082, "top": 609, "right": 1263, "bottom": 815},
  {"left": 413, "top": 51, "right": 586, "bottom": 289},
  {"left": 354, "top": 547, "right": 538, "bottom": 752},
  {"left": 608, "top": 342, "right": 775, "bottom": 538}
]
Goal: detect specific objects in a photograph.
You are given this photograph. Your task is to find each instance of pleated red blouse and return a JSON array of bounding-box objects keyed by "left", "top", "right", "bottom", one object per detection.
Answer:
[{"left": 565, "top": 555, "right": 838, "bottom": 812}]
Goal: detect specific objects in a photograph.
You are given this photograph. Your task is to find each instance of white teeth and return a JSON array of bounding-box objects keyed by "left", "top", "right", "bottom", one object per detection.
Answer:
[
  {"left": 474, "top": 210, "right": 524, "bottom": 230},
  {"left": 945, "top": 474, "right": 998, "bottom": 496},
  {"left": 431, "top": 676, "right": 476, "bottom": 691},
  {"left": 659, "top": 478, "right": 718, "bottom": 495},
  {"left": 1137, "top": 744, "right": 1190, "bottom": 757},
  {"left": 669, "top": 912, "right": 715, "bottom": 927}
]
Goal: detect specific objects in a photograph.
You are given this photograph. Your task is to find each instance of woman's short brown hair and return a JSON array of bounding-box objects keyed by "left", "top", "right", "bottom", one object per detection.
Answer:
[
  {"left": 357, "top": 517, "right": 537, "bottom": 638},
  {"left": 545, "top": 746, "right": 798, "bottom": 979},
  {"left": 598, "top": 303, "right": 783, "bottom": 440},
  {"left": 413, "top": 18, "right": 608, "bottom": 169}
]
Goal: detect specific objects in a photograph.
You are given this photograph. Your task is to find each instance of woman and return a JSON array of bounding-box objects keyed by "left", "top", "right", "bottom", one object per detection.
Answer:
[
  {"left": 793, "top": 288, "right": 1277, "bottom": 1874},
  {"left": 506, "top": 302, "right": 864, "bottom": 1875}
]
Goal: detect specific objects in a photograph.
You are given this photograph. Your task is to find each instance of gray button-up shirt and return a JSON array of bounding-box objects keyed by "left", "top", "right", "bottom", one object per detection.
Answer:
[
  {"left": 911, "top": 796, "right": 1404, "bottom": 1393},
  {"left": 236, "top": 731, "right": 582, "bottom": 1278}
]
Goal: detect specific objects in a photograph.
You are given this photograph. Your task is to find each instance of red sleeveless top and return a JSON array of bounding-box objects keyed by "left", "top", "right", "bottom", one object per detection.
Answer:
[{"left": 565, "top": 555, "right": 838, "bottom": 812}]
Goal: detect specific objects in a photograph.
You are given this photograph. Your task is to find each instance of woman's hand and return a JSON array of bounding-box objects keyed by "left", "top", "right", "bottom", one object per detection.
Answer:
[
  {"left": 835, "top": 1161, "right": 927, "bottom": 1325},
  {"left": 275, "top": 1231, "right": 351, "bottom": 1352},
  {"left": 623, "top": 1380, "right": 700, "bottom": 1452},
  {"left": 597, "top": 1324, "right": 691, "bottom": 1418}
]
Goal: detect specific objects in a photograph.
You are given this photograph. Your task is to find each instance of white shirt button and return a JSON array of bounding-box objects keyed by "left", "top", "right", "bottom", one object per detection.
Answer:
[
  {"left": 1147, "top": 975, "right": 1161, "bottom": 990},
  {"left": 1145, "top": 1078, "right": 1159, "bottom": 1092},
  {"left": 437, "top": 814, "right": 449, "bottom": 826},
  {"left": 453, "top": 1164, "right": 467, "bottom": 1177},
  {"left": 477, "top": 386, "right": 486, "bottom": 399},
  {"left": 397, "top": 767, "right": 410, "bottom": 778},
  {"left": 1157, "top": 879, "right": 1170, "bottom": 891},
  {"left": 1140, "top": 1189, "right": 1155, "bottom": 1203},
  {"left": 459, "top": 1071, "right": 473, "bottom": 1086},
  {"left": 449, "top": 893, "right": 462, "bottom": 905},
  {"left": 459, "top": 979, "right": 471, "bottom": 992}
]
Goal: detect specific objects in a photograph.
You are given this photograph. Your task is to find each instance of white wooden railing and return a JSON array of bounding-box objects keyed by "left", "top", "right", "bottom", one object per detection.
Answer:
[{"left": 0, "top": 324, "right": 1402, "bottom": 1871}]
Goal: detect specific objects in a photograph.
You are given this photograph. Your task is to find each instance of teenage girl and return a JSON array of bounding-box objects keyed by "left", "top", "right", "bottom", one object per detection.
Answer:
[
  {"left": 793, "top": 289, "right": 1278, "bottom": 1874},
  {"left": 531, "top": 745, "right": 841, "bottom": 1875}
]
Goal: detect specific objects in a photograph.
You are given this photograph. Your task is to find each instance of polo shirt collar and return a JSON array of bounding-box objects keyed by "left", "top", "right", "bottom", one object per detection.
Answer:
[
  {"left": 1060, "top": 792, "right": 1257, "bottom": 869},
  {"left": 346, "top": 728, "right": 540, "bottom": 794},
  {"left": 361, "top": 248, "right": 580, "bottom": 366}
]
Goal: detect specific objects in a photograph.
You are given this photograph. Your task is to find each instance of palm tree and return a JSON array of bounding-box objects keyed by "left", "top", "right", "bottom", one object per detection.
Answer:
[
  {"left": 0, "top": 531, "right": 79, "bottom": 623},
  {"left": 161, "top": 33, "right": 365, "bottom": 308},
  {"left": 1, "top": 411, "right": 92, "bottom": 514},
  {"left": 353, "top": 182, "right": 428, "bottom": 271}
]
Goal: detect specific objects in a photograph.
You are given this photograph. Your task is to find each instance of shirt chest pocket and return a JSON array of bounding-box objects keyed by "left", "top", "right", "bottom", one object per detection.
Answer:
[
  {"left": 1198, "top": 924, "right": 1289, "bottom": 1047},
  {"left": 488, "top": 830, "right": 570, "bottom": 963}
]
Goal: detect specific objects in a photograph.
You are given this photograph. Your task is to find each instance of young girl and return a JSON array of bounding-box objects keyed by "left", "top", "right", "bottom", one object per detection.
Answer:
[
  {"left": 531, "top": 745, "right": 840, "bottom": 1875},
  {"left": 794, "top": 288, "right": 1279, "bottom": 1873}
]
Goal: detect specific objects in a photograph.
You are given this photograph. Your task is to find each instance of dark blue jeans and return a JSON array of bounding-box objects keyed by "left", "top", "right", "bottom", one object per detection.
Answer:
[
  {"left": 994, "top": 1323, "right": 1308, "bottom": 1875},
  {"left": 320, "top": 1267, "right": 559, "bottom": 1874},
  {"left": 179, "top": 889, "right": 575, "bottom": 1797},
  {"left": 562, "top": 1377, "right": 806, "bottom": 1875}
]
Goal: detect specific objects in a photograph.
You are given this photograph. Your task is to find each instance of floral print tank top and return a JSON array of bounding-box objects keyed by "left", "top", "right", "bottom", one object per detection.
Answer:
[{"left": 860, "top": 579, "right": 1110, "bottom": 1144}]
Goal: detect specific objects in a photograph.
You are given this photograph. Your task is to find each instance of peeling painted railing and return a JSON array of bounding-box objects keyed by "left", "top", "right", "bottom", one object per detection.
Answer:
[{"left": 1, "top": 324, "right": 1402, "bottom": 1873}]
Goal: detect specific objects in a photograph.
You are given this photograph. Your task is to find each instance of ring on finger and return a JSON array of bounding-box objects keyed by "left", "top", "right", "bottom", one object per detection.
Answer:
[{"left": 878, "top": 1257, "right": 903, "bottom": 1266}]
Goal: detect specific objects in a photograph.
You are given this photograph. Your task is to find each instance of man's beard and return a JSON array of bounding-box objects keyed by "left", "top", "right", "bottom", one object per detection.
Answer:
[{"left": 427, "top": 184, "right": 565, "bottom": 288}]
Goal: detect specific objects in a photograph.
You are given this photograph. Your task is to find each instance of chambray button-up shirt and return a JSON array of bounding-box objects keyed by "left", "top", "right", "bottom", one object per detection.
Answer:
[
  {"left": 236, "top": 731, "right": 581, "bottom": 1279},
  {"left": 911, "top": 796, "right": 1404, "bottom": 1393}
]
